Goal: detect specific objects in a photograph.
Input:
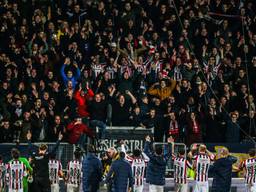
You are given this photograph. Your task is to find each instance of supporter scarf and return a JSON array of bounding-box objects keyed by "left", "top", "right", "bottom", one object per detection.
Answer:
[
  {"left": 169, "top": 120, "right": 179, "bottom": 135},
  {"left": 192, "top": 120, "right": 199, "bottom": 134}
]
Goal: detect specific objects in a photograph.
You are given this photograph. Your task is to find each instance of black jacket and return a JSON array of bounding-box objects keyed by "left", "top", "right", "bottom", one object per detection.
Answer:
[{"left": 211, "top": 156, "right": 237, "bottom": 192}]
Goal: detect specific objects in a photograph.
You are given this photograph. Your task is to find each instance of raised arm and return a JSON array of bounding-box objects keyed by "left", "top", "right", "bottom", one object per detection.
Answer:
[
  {"left": 87, "top": 88, "right": 95, "bottom": 97},
  {"left": 167, "top": 78, "right": 176, "bottom": 91},
  {"left": 61, "top": 63, "right": 68, "bottom": 82},
  {"left": 168, "top": 136, "right": 176, "bottom": 159},
  {"left": 74, "top": 63, "right": 81, "bottom": 80},
  {"left": 143, "top": 136, "right": 154, "bottom": 159},
  {"left": 49, "top": 133, "right": 63, "bottom": 155},
  {"left": 148, "top": 83, "right": 159, "bottom": 96},
  {"left": 126, "top": 90, "right": 137, "bottom": 104}
]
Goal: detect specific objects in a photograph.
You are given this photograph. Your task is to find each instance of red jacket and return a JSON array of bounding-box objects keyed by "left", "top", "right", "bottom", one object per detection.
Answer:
[
  {"left": 66, "top": 121, "right": 94, "bottom": 144},
  {"left": 74, "top": 89, "right": 94, "bottom": 117}
]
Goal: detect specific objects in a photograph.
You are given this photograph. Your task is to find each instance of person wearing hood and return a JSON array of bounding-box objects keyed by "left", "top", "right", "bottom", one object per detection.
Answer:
[
  {"left": 211, "top": 148, "right": 237, "bottom": 192},
  {"left": 82, "top": 144, "right": 103, "bottom": 192}
]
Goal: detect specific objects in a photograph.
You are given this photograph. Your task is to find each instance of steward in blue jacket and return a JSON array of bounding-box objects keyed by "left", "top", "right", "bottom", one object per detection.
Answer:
[
  {"left": 143, "top": 135, "right": 172, "bottom": 186},
  {"left": 106, "top": 152, "right": 134, "bottom": 192},
  {"left": 211, "top": 148, "right": 237, "bottom": 192},
  {"left": 82, "top": 145, "right": 103, "bottom": 192}
]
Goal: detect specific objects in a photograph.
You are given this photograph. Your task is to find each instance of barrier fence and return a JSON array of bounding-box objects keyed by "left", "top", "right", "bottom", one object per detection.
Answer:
[
  {"left": 0, "top": 142, "right": 75, "bottom": 168},
  {"left": 153, "top": 142, "right": 187, "bottom": 174},
  {"left": 0, "top": 126, "right": 254, "bottom": 192}
]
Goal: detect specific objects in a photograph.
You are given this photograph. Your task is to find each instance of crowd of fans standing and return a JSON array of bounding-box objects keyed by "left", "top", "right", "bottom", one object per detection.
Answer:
[{"left": 0, "top": 0, "right": 256, "bottom": 145}]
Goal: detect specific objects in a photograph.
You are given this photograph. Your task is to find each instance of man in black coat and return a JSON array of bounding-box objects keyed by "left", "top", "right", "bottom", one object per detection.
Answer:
[
  {"left": 27, "top": 131, "right": 63, "bottom": 192},
  {"left": 211, "top": 148, "right": 237, "bottom": 192},
  {"left": 88, "top": 94, "right": 108, "bottom": 139}
]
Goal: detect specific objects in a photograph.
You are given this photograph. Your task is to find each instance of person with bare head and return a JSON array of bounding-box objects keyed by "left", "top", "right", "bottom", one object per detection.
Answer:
[
  {"left": 211, "top": 148, "right": 237, "bottom": 192},
  {"left": 26, "top": 131, "right": 63, "bottom": 192},
  {"left": 6, "top": 148, "right": 27, "bottom": 192},
  {"left": 192, "top": 144, "right": 215, "bottom": 192}
]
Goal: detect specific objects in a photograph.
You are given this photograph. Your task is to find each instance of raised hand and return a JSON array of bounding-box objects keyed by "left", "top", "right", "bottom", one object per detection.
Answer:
[
  {"left": 26, "top": 131, "right": 32, "bottom": 141},
  {"left": 145, "top": 135, "right": 151, "bottom": 142},
  {"left": 58, "top": 132, "right": 63, "bottom": 141},
  {"left": 167, "top": 136, "right": 175, "bottom": 143}
]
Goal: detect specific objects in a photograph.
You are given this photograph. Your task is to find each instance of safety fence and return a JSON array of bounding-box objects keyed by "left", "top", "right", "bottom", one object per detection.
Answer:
[
  {"left": 153, "top": 142, "right": 187, "bottom": 174},
  {"left": 142, "top": 178, "right": 246, "bottom": 192},
  {"left": 0, "top": 142, "right": 75, "bottom": 168},
  {"left": 0, "top": 126, "right": 254, "bottom": 176}
]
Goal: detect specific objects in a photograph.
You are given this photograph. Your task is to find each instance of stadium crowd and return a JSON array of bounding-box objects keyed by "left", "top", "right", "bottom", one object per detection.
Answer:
[{"left": 0, "top": 0, "right": 256, "bottom": 147}]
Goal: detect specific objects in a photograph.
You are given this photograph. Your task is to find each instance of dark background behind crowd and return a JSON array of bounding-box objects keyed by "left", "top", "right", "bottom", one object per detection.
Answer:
[{"left": 0, "top": 0, "right": 256, "bottom": 146}]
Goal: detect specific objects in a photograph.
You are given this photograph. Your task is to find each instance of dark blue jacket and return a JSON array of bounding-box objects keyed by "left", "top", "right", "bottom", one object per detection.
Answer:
[
  {"left": 82, "top": 153, "right": 103, "bottom": 192},
  {"left": 106, "top": 157, "right": 134, "bottom": 192},
  {"left": 144, "top": 141, "right": 171, "bottom": 185},
  {"left": 211, "top": 156, "right": 237, "bottom": 192}
]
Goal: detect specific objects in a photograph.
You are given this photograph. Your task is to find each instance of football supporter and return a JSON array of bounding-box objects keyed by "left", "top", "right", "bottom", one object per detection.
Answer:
[
  {"left": 0, "top": 0, "right": 256, "bottom": 147},
  {"left": 66, "top": 148, "right": 83, "bottom": 192},
  {"left": 5, "top": 149, "right": 27, "bottom": 192},
  {"left": 239, "top": 148, "right": 256, "bottom": 192},
  {"left": 121, "top": 142, "right": 149, "bottom": 192},
  {"left": 66, "top": 116, "right": 94, "bottom": 145},
  {"left": 48, "top": 154, "right": 64, "bottom": 192}
]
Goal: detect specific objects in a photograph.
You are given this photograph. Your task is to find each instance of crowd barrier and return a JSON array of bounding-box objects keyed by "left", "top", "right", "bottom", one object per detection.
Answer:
[
  {"left": 0, "top": 142, "right": 75, "bottom": 168},
  {"left": 55, "top": 178, "right": 247, "bottom": 192},
  {"left": 142, "top": 178, "right": 246, "bottom": 192},
  {"left": 153, "top": 142, "right": 187, "bottom": 173},
  {"left": 0, "top": 126, "right": 254, "bottom": 186}
]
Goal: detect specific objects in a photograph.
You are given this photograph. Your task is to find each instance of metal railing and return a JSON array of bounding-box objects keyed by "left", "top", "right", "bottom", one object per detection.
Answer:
[{"left": 0, "top": 142, "right": 75, "bottom": 168}]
